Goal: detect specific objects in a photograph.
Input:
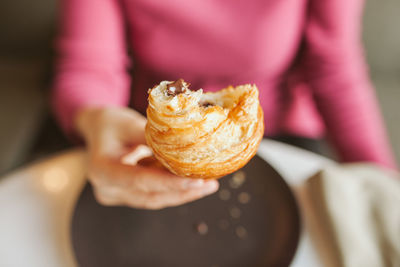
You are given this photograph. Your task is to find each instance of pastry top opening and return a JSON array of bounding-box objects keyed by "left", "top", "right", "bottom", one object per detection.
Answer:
[{"left": 149, "top": 80, "right": 257, "bottom": 117}]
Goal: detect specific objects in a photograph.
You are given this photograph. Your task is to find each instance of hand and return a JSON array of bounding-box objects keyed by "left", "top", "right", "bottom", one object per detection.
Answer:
[{"left": 75, "top": 107, "right": 219, "bottom": 209}]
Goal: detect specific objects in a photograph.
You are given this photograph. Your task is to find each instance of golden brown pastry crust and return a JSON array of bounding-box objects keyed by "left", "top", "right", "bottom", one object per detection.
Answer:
[{"left": 145, "top": 80, "right": 264, "bottom": 179}]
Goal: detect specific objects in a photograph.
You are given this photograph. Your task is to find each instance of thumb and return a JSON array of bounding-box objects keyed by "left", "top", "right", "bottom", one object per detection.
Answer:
[
  {"left": 120, "top": 144, "right": 169, "bottom": 172},
  {"left": 121, "top": 144, "right": 153, "bottom": 165}
]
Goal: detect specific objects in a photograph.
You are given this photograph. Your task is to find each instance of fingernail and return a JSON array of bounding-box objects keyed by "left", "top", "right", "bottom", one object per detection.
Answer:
[
  {"left": 183, "top": 179, "right": 204, "bottom": 189},
  {"left": 202, "top": 180, "right": 219, "bottom": 195}
]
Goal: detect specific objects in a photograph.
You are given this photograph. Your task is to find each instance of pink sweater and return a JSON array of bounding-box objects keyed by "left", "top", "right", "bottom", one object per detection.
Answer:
[{"left": 52, "top": 0, "right": 396, "bottom": 168}]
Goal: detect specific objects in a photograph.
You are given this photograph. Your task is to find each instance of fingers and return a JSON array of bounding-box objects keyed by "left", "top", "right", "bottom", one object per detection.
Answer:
[
  {"left": 131, "top": 166, "right": 209, "bottom": 192},
  {"left": 94, "top": 179, "right": 219, "bottom": 209},
  {"left": 91, "top": 156, "right": 213, "bottom": 192},
  {"left": 121, "top": 144, "right": 153, "bottom": 165},
  {"left": 139, "top": 181, "right": 219, "bottom": 209},
  {"left": 88, "top": 149, "right": 220, "bottom": 210}
]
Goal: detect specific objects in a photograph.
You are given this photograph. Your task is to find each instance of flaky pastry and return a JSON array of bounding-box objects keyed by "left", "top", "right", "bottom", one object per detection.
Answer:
[{"left": 145, "top": 79, "right": 264, "bottom": 179}]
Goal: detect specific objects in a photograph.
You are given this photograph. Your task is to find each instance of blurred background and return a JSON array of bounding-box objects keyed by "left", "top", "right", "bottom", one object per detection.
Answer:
[{"left": 0, "top": 0, "right": 399, "bottom": 175}]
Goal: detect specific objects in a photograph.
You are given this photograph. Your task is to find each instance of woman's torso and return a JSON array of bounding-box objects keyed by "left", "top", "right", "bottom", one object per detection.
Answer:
[{"left": 123, "top": 0, "right": 315, "bottom": 135}]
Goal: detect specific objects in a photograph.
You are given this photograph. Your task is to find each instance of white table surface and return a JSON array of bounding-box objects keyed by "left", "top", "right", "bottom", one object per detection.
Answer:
[{"left": 0, "top": 139, "right": 335, "bottom": 267}]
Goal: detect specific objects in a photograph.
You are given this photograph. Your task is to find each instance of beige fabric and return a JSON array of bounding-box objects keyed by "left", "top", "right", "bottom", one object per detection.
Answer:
[{"left": 300, "top": 164, "right": 400, "bottom": 267}]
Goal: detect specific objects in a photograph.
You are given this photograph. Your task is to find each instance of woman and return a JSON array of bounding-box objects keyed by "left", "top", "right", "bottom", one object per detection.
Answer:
[{"left": 52, "top": 0, "right": 396, "bottom": 209}]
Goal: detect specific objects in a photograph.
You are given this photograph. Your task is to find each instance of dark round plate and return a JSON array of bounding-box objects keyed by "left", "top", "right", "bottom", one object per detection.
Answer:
[{"left": 71, "top": 155, "right": 301, "bottom": 267}]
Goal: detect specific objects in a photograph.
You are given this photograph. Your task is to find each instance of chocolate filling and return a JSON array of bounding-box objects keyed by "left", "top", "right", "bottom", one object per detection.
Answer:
[
  {"left": 201, "top": 102, "right": 215, "bottom": 108},
  {"left": 166, "top": 79, "right": 189, "bottom": 96}
]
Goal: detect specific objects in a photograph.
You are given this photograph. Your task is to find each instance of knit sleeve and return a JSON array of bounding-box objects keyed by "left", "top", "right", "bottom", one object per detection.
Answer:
[
  {"left": 51, "top": 0, "right": 131, "bottom": 137},
  {"left": 303, "top": 0, "right": 396, "bottom": 168}
]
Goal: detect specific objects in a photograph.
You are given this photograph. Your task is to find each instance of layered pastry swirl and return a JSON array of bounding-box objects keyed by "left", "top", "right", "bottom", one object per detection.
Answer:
[{"left": 145, "top": 79, "right": 264, "bottom": 179}]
